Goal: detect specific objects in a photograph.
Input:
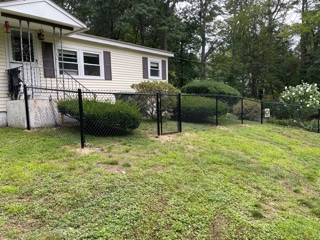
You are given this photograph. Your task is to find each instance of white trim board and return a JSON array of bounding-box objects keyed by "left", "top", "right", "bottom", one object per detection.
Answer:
[{"left": 69, "top": 34, "right": 174, "bottom": 58}]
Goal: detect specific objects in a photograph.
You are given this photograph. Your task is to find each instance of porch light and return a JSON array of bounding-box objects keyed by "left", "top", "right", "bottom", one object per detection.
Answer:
[
  {"left": 4, "top": 20, "right": 9, "bottom": 33},
  {"left": 38, "top": 29, "right": 44, "bottom": 40}
]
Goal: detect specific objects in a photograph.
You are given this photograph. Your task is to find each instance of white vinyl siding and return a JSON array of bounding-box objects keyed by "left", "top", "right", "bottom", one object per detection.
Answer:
[
  {"left": 60, "top": 37, "right": 169, "bottom": 92},
  {"left": 0, "top": 29, "right": 8, "bottom": 112}
]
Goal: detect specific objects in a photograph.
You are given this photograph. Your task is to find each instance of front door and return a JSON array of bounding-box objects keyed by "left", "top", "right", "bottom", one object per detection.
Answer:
[{"left": 8, "top": 29, "right": 40, "bottom": 96}]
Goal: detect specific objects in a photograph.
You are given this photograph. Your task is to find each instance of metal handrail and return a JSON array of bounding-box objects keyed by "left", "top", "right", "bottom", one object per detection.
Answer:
[{"left": 62, "top": 71, "right": 92, "bottom": 93}]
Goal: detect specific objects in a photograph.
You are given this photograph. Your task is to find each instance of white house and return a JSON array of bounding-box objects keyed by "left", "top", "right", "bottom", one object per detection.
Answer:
[{"left": 0, "top": 0, "right": 174, "bottom": 127}]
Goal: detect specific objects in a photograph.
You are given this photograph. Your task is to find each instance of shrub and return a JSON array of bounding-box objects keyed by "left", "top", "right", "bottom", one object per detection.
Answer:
[
  {"left": 131, "top": 81, "right": 179, "bottom": 94},
  {"left": 177, "top": 96, "right": 229, "bottom": 123},
  {"left": 266, "top": 103, "right": 318, "bottom": 122},
  {"left": 131, "top": 81, "right": 179, "bottom": 120},
  {"left": 181, "top": 80, "right": 241, "bottom": 97},
  {"left": 268, "top": 117, "right": 319, "bottom": 133},
  {"left": 57, "top": 99, "right": 141, "bottom": 136},
  {"left": 279, "top": 82, "right": 320, "bottom": 108},
  {"left": 233, "top": 99, "right": 260, "bottom": 121}
]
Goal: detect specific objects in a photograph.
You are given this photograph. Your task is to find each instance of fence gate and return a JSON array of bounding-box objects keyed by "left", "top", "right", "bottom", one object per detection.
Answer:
[{"left": 157, "top": 93, "right": 181, "bottom": 135}]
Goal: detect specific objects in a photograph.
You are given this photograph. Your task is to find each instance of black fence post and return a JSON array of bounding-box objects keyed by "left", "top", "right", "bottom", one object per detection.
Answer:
[
  {"left": 261, "top": 101, "right": 264, "bottom": 124},
  {"left": 23, "top": 84, "right": 31, "bottom": 130},
  {"left": 318, "top": 108, "right": 320, "bottom": 134},
  {"left": 241, "top": 98, "right": 244, "bottom": 124},
  {"left": 160, "top": 93, "right": 163, "bottom": 135},
  {"left": 156, "top": 92, "right": 161, "bottom": 136},
  {"left": 215, "top": 96, "right": 219, "bottom": 126},
  {"left": 78, "top": 89, "right": 85, "bottom": 148},
  {"left": 177, "top": 93, "right": 182, "bottom": 133}
]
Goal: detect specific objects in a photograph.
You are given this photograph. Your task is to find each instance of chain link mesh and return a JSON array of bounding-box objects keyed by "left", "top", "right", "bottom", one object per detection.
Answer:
[{"left": 22, "top": 86, "right": 319, "bottom": 148}]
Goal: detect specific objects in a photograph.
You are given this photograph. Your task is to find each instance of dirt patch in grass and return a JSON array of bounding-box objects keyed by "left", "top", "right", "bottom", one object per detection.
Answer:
[
  {"left": 2, "top": 217, "right": 42, "bottom": 238},
  {"left": 238, "top": 124, "right": 251, "bottom": 127},
  {"left": 97, "top": 163, "right": 126, "bottom": 174},
  {"left": 260, "top": 202, "right": 279, "bottom": 218},
  {"left": 216, "top": 126, "right": 229, "bottom": 130},
  {"left": 153, "top": 135, "right": 176, "bottom": 142},
  {"left": 183, "top": 132, "right": 197, "bottom": 137},
  {"left": 75, "top": 147, "right": 100, "bottom": 155},
  {"left": 210, "top": 215, "right": 230, "bottom": 239}
]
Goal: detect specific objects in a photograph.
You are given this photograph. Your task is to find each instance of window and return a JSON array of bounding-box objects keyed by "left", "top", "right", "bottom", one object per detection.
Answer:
[
  {"left": 150, "top": 62, "right": 160, "bottom": 77},
  {"left": 11, "top": 30, "right": 34, "bottom": 62},
  {"left": 149, "top": 59, "right": 161, "bottom": 79},
  {"left": 143, "top": 58, "right": 167, "bottom": 80},
  {"left": 58, "top": 49, "right": 105, "bottom": 78},
  {"left": 59, "top": 49, "right": 78, "bottom": 75},
  {"left": 83, "top": 52, "right": 100, "bottom": 76}
]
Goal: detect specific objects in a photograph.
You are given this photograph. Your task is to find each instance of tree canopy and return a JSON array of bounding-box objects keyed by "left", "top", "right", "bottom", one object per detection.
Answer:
[{"left": 48, "top": 0, "right": 320, "bottom": 98}]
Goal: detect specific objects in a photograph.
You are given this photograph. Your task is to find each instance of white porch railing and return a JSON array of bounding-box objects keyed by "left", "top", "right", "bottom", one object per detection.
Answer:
[{"left": 7, "top": 66, "right": 96, "bottom": 100}]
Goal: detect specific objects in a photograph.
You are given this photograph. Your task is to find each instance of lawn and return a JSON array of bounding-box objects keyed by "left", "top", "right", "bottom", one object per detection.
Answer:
[{"left": 0, "top": 122, "right": 319, "bottom": 239}]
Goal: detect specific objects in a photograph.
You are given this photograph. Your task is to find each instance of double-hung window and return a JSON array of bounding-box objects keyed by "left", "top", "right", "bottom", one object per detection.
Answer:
[
  {"left": 148, "top": 59, "right": 161, "bottom": 79},
  {"left": 58, "top": 49, "right": 78, "bottom": 75},
  {"left": 58, "top": 49, "right": 104, "bottom": 78},
  {"left": 83, "top": 52, "right": 100, "bottom": 76}
]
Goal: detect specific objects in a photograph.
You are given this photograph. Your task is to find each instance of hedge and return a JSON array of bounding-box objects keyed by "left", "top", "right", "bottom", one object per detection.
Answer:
[
  {"left": 57, "top": 99, "right": 142, "bottom": 136},
  {"left": 181, "top": 81, "right": 241, "bottom": 97},
  {"left": 175, "top": 96, "right": 229, "bottom": 123}
]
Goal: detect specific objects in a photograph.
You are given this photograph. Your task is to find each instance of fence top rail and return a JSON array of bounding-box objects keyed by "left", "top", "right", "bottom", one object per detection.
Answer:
[
  {"left": 83, "top": 91, "right": 157, "bottom": 97},
  {"left": 25, "top": 86, "right": 159, "bottom": 97},
  {"left": 26, "top": 86, "right": 78, "bottom": 94},
  {"left": 181, "top": 93, "right": 244, "bottom": 99},
  {"left": 264, "top": 101, "right": 319, "bottom": 110}
]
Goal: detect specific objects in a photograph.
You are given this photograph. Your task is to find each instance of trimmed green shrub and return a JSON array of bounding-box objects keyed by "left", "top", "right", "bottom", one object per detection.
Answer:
[
  {"left": 178, "top": 96, "right": 229, "bottom": 123},
  {"left": 131, "top": 81, "right": 179, "bottom": 94},
  {"left": 57, "top": 99, "right": 142, "bottom": 136},
  {"left": 233, "top": 99, "right": 260, "bottom": 121},
  {"left": 131, "top": 81, "right": 179, "bottom": 120},
  {"left": 181, "top": 80, "right": 241, "bottom": 97}
]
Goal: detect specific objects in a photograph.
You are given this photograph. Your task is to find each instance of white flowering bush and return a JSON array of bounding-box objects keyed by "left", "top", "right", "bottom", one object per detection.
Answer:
[{"left": 279, "top": 82, "right": 320, "bottom": 108}]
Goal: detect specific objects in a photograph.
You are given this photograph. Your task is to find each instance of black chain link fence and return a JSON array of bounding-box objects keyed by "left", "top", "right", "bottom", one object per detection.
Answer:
[
  {"left": 263, "top": 102, "right": 320, "bottom": 133},
  {"left": 22, "top": 85, "right": 320, "bottom": 148}
]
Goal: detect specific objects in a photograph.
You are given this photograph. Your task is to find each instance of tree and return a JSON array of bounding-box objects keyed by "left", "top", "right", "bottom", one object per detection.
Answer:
[
  {"left": 181, "top": 0, "right": 224, "bottom": 79},
  {"left": 293, "top": 0, "right": 320, "bottom": 84},
  {"left": 215, "top": 0, "right": 299, "bottom": 98}
]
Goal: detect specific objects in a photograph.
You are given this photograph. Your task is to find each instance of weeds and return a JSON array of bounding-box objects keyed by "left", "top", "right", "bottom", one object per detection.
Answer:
[{"left": 0, "top": 124, "right": 319, "bottom": 239}]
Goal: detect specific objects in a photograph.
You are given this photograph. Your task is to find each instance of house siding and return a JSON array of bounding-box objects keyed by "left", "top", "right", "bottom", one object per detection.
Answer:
[
  {"left": 0, "top": 29, "right": 8, "bottom": 112},
  {"left": 56, "top": 37, "right": 169, "bottom": 92}
]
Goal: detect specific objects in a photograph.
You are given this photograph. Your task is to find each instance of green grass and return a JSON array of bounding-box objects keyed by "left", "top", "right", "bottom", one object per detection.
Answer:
[{"left": 0, "top": 122, "right": 319, "bottom": 239}]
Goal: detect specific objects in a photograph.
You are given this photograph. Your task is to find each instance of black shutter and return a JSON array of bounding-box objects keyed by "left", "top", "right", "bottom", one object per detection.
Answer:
[
  {"left": 142, "top": 57, "right": 148, "bottom": 79},
  {"left": 42, "top": 42, "right": 55, "bottom": 78},
  {"left": 104, "top": 51, "right": 112, "bottom": 80},
  {"left": 162, "top": 60, "right": 167, "bottom": 80}
]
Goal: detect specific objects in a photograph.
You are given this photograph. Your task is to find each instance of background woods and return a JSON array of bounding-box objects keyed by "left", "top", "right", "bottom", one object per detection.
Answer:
[{"left": 51, "top": 0, "right": 320, "bottom": 98}]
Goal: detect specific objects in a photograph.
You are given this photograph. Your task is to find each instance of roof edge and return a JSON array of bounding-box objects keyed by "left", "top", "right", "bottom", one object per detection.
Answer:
[
  {"left": 69, "top": 33, "right": 174, "bottom": 57},
  {"left": 0, "top": 0, "right": 87, "bottom": 29}
]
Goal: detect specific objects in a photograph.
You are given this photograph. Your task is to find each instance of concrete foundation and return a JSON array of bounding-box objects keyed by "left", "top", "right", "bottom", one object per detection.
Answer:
[
  {"left": 7, "top": 99, "right": 62, "bottom": 128},
  {"left": 0, "top": 112, "right": 7, "bottom": 127}
]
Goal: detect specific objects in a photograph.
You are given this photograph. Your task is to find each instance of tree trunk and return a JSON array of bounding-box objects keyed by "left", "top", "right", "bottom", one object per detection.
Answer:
[
  {"left": 139, "top": 15, "right": 145, "bottom": 46},
  {"left": 300, "top": 0, "right": 308, "bottom": 83}
]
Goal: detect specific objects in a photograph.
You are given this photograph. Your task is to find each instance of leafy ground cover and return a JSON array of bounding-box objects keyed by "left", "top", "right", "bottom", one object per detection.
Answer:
[{"left": 0, "top": 122, "right": 319, "bottom": 239}]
